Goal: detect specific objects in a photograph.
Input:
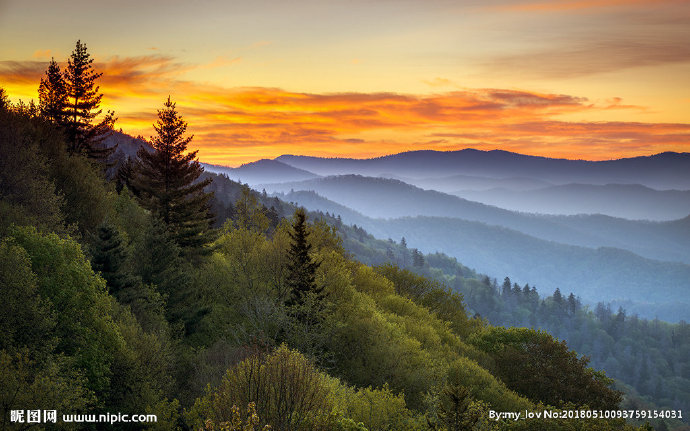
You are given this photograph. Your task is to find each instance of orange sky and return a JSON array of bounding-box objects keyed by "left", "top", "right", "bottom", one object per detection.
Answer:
[{"left": 1, "top": 0, "right": 688, "bottom": 166}]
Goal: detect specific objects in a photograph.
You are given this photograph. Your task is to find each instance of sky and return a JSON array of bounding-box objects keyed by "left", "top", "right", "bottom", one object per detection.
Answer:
[{"left": 1, "top": 0, "right": 689, "bottom": 166}]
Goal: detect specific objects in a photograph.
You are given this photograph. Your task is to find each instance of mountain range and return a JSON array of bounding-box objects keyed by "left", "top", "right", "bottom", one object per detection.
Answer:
[
  {"left": 124, "top": 145, "right": 690, "bottom": 320},
  {"left": 276, "top": 149, "right": 690, "bottom": 190}
]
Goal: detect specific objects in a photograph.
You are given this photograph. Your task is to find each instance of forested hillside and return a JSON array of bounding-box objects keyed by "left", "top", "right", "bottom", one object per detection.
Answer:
[
  {"left": 306, "top": 219, "right": 690, "bottom": 426},
  {"left": 278, "top": 189, "right": 690, "bottom": 321},
  {"left": 0, "top": 43, "right": 684, "bottom": 431}
]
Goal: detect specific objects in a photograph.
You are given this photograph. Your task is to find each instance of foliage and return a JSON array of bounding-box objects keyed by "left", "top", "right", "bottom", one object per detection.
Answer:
[
  {"left": 8, "top": 226, "right": 124, "bottom": 397},
  {"left": 0, "top": 99, "right": 69, "bottom": 236},
  {"left": 186, "top": 345, "right": 336, "bottom": 431},
  {"left": 198, "top": 402, "right": 271, "bottom": 431},
  {"left": 470, "top": 327, "right": 622, "bottom": 410},
  {"left": 133, "top": 96, "right": 215, "bottom": 259},
  {"left": 286, "top": 208, "right": 323, "bottom": 326},
  {"left": 0, "top": 350, "right": 94, "bottom": 430}
]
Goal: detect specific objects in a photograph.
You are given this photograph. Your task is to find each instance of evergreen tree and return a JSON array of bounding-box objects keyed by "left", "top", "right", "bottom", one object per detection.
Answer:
[
  {"left": 436, "top": 384, "right": 477, "bottom": 431},
  {"left": 286, "top": 208, "right": 322, "bottom": 310},
  {"left": 567, "top": 293, "right": 579, "bottom": 315},
  {"left": 115, "top": 156, "right": 136, "bottom": 194},
  {"left": 37, "top": 58, "right": 67, "bottom": 125},
  {"left": 63, "top": 40, "right": 115, "bottom": 160},
  {"left": 412, "top": 248, "right": 425, "bottom": 267},
  {"left": 502, "top": 277, "right": 512, "bottom": 298},
  {"left": 90, "top": 222, "right": 137, "bottom": 295},
  {"left": 133, "top": 96, "right": 215, "bottom": 259}
]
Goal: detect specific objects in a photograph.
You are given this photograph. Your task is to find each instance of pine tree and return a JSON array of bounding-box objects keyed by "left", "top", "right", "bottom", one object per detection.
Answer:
[
  {"left": 115, "top": 156, "right": 136, "bottom": 194},
  {"left": 502, "top": 277, "right": 512, "bottom": 297},
  {"left": 38, "top": 58, "right": 68, "bottom": 125},
  {"left": 436, "top": 384, "right": 478, "bottom": 431},
  {"left": 412, "top": 248, "right": 425, "bottom": 267},
  {"left": 133, "top": 96, "right": 215, "bottom": 259},
  {"left": 90, "top": 222, "right": 137, "bottom": 296},
  {"left": 286, "top": 208, "right": 322, "bottom": 310},
  {"left": 63, "top": 40, "right": 115, "bottom": 160}
]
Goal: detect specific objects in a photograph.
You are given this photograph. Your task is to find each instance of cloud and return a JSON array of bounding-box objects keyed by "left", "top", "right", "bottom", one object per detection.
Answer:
[
  {"left": 2, "top": 53, "right": 687, "bottom": 165},
  {"left": 480, "top": 0, "right": 690, "bottom": 78},
  {"left": 485, "top": 39, "right": 690, "bottom": 79},
  {"left": 0, "top": 60, "right": 47, "bottom": 84}
]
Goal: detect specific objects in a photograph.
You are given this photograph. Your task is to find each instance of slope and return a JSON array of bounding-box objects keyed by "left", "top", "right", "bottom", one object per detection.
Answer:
[{"left": 281, "top": 190, "right": 690, "bottom": 322}]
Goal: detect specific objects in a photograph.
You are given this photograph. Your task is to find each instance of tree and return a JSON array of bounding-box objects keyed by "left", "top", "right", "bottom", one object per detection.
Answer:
[
  {"left": 0, "top": 87, "right": 8, "bottom": 110},
  {"left": 412, "top": 248, "right": 424, "bottom": 267},
  {"left": 186, "top": 345, "right": 335, "bottom": 431},
  {"left": 285, "top": 209, "right": 322, "bottom": 307},
  {"left": 115, "top": 156, "right": 136, "bottom": 194},
  {"left": 286, "top": 208, "right": 323, "bottom": 326},
  {"left": 133, "top": 96, "right": 215, "bottom": 259},
  {"left": 436, "top": 384, "right": 480, "bottom": 431},
  {"left": 38, "top": 58, "right": 68, "bottom": 125},
  {"left": 0, "top": 100, "right": 68, "bottom": 236},
  {"left": 90, "top": 222, "right": 138, "bottom": 296},
  {"left": 502, "top": 277, "right": 512, "bottom": 298},
  {"left": 63, "top": 40, "right": 115, "bottom": 160},
  {"left": 470, "top": 327, "right": 622, "bottom": 410}
]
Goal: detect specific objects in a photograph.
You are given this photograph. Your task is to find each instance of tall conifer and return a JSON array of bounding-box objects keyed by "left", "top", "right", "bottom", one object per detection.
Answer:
[
  {"left": 63, "top": 40, "right": 115, "bottom": 161},
  {"left": 286, "top": 208, "right": 322, "bottom": 308},
  {"left": 133, "top": 96, "right": 215, "bottom": 259},
  {"left": 38, "top": 58, "right": 68, "bottom": 125}
]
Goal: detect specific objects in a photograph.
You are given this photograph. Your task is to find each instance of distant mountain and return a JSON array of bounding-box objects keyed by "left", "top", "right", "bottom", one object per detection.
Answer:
[
  {"left": 281, "top": 190, "right": 690, "bottom": 321},
  {"left": 267, "top": 175, "right": 690, "bottom": 264},
  {"left": 280, "top": 190, "right": 373, "bottom": 227},
  {"left": 408, "top": 174, "right": 552, "bottom": 193},
  {"left": 102, "top": 130, "right": 152, "bottom": 159},
  {"left": 374, "top": 216, "right": 690, "bottom": 322},
  {"left": 203, "top": 159, "right": 320, "bottom": 186},
  {"left": 453, "top": 183, "right": 690, "bottom": 221},
  {"left": 276, "top": 149, "right": 690, "bottom": 190}
]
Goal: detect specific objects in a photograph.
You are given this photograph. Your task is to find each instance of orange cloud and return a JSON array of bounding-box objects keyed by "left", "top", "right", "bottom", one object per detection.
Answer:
[{"left": 2, "top": 54, "right": 688, "bottom": 165}]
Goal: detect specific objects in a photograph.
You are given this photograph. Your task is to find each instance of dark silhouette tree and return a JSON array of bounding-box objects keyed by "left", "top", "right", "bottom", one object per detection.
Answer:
[
  {"left": 286, "top": 208, "right": 322, "bottom": 310},
  {"left": 0, "top": 88, "right": 8, "bottom": 110},
  {"left": 38, "top": 58, "right": 68, "bottom": 125},
  {"left": 63, "top": 40, "right": 115, "bottom": 161},
  {"left": 133, "top": 96, "right": 215, "bottom": 259}
]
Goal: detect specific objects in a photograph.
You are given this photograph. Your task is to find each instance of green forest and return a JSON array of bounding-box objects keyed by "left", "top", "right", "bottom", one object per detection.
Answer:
[{"left": 1, "top": 41, "right": 687, "bottom": 430}]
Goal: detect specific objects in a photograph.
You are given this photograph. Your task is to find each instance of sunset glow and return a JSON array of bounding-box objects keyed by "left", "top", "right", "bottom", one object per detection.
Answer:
[{"left": 1, "top": 0, "right": 688, "bottom": 166}]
